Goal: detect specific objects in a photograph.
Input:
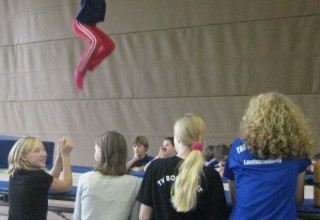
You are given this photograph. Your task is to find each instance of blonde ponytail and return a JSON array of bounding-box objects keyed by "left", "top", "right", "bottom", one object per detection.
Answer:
[
  {"left": 171, "top": 150, "right": 204, "bottom": 212},
  {"left": 170, "top": 114, "right": 206, "bottom": 212}
]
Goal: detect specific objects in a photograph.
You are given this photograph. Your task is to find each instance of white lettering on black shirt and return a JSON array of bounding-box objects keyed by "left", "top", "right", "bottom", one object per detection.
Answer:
[
  {"left": 156, "top": 175, "right": 203, "bottom": 192},
  {"left": 157, "top": 175, "right": 176, "bottom": 186}
]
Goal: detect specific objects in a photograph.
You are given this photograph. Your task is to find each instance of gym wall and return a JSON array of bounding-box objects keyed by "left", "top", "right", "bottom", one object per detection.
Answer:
[{"left": 0, "top": 0, "right": 319, "bottom": 165}]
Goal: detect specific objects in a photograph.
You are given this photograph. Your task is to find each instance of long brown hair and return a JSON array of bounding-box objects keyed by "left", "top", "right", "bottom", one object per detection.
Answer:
[{"left": 94, "top": 131, "right": 128, "bottom": 175}]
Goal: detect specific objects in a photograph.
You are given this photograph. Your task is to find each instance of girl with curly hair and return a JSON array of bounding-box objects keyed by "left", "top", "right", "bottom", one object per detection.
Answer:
[{"left": 224, "top": 92, "right": 313, "bottom": 219}]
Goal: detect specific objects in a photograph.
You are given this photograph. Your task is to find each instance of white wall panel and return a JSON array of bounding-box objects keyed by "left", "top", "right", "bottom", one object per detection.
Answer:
[{"left": 0, "top": 0, "right": 319, "bottom": 165}]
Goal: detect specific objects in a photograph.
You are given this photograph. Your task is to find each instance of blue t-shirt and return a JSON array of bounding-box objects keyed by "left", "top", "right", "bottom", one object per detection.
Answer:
[
  {"left": 207, "top": 159, "right": 219, "bottom": 168},
  {"left": 224, "top": 138, "right": 311, "bottom": 220},
  {"left": 76, "top": 0, "right": 106, "bottom": 24},
  {"left": 128, "top": 154, "right": 154, "bottom": 168}
]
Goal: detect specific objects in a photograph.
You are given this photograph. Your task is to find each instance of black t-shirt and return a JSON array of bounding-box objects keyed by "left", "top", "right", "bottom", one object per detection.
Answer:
[
  {"left": 8, "top": 169, "right": 53, "bottom": 220},
  {"left": 137, "top": 156, "right": 230, "bottom": 220}
]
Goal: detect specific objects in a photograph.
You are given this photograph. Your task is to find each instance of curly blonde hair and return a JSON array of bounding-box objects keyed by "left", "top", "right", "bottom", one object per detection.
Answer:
[{"left": 240, "top": 92, "right": 313, "bottom": 159}]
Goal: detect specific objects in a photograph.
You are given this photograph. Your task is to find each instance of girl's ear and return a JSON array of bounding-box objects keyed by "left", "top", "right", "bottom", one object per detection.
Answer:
[{"left": 20, "top": 155, "right": 27, "bottom": 162}]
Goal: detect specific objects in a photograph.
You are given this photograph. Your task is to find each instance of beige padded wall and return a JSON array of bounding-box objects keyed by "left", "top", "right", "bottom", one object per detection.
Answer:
[{"left": 0, "top": 0, "right": 319, "bottom": 165}]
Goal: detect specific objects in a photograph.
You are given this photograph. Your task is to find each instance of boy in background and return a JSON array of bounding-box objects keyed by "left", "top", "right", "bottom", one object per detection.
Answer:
[{"left": 126, "top": 136, "right": 154, "bottom": 171}]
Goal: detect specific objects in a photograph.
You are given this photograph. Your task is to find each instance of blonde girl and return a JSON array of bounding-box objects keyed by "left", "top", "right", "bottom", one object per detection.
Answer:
[
  {"left": 8, "top": 136, "right": 73, "bottom": 220},
  {"left": 137, "top": 114, "right": 229, "bottom": 220}
]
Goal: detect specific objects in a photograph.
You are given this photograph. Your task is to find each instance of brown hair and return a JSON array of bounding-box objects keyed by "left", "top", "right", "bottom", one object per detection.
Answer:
[
  {"left": 214, "top": 144, "right": 229, "bottom": 161},
  {"left": 132, "top": 136, "right": 149, "bottom": 149},
  {"left": 203, "top": 145, "right": 215, "bottom": 162},
  {"left": 95, "top": 131, "right": 128, "bottom": 175}
]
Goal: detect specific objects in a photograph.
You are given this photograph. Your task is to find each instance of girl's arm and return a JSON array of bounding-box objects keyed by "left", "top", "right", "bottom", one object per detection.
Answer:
[
  {"left": 139, "top": 204, "right": 153, "bottom": 220},
  {"left": 296, "top": 171, "right": 305, "bottom": 205},
  {"left": 49, "top": 143, "right": 63, "bottom": 178},
  {"left": 126, "top": 155, "right": 139, "bottom": 170},
  {"left": 50, "top": 137, "right": 73, "bottom": 193}
]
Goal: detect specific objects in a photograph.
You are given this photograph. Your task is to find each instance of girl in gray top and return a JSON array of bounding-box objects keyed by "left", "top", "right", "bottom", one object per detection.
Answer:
[{"left": 73, "top": 131, "right": 141, "bottom": 220}]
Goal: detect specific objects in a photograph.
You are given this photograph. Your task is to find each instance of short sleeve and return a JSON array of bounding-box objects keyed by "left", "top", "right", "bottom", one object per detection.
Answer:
[
  {"left": 223, "top": 138, "right": 243, "bottom": 181},
  {"left": 35, "top": 170, "right": 53, "bottom": 191},
  {"left": 136, "top": 162, "right": 154, "bottom": 207},
  {"left": 223, "top": 151, "right": 235, "bottom": 180},
  {"left": 298, "top": 158, "right": 312, "bottom": 173}
]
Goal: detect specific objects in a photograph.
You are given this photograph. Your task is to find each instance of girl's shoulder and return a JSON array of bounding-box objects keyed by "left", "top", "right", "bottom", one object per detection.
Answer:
[
  {"left": 150, "top": 156, "right": 181, "bottom": 169},
  {"left": 157, "top": 155, "right": 181, "bottom": 163},
  {"left": 147, "top": 156, "right": 181, "bottom": 176},
  {"left": 78, "top": 170, "right": 97, "bottom": 180},
  {"left": 122, "top": 174, "right": 142, "bottom": 184},
  {"left": 15, "top": 168, "right": 47, "bottom": 176},
  {"left": 12, "top": 169, "right": 52, "bottom": 186}
]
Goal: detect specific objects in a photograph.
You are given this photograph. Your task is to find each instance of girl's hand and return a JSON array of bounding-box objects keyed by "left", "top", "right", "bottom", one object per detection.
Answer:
[{"left": 59, "top": 137, "right": 73, "bottom": 156}]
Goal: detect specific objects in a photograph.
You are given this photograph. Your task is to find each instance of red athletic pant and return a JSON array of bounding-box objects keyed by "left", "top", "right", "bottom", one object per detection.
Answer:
[{"left": 72, "top": 19, "right": 115, "bottom": 74}]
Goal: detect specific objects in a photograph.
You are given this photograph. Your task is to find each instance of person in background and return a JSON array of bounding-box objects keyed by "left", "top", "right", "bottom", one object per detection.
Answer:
[
  {"left": 73, "top": 131, "right": 141, "bottom": 220},
  {"left": 306, "top": 152, "right": 320, "bottom": 173},
  {"left": 8, "top": 136, "right": 73, "bottom": 220},
  {"left": 203, "top": 144, "right": 230, "bottom": 176},
  {"left": 209, "top": 144, "right": 230, "bottom": 176},
  {"left": 224, "top": 92, "right": 313, "bottom": 219},
  {"left": 203, "top": 145, "right": 216, "bottom": 165},
  {"left": 144, "top": 137, "right": 177, "bottom": 171},
  {"left": 137, "top": 113, "right": 229, "bottom": 220},
  {"left": 305, "top": 152, "right": 320, "bottom": 184},
  {"left": 126, "top": 136, "right": 154, "bottom": 171}
]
